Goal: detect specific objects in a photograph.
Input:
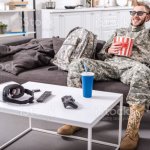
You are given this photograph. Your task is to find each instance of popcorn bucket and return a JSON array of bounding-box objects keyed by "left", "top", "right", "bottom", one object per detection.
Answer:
[{"left": 113, "top": 36, "right": 134, "bottom": 57}]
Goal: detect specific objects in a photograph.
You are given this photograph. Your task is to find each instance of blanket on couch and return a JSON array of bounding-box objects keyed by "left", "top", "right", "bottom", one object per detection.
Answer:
[{"left": 0, "top": 38, "right": 55, "bottom": 75}]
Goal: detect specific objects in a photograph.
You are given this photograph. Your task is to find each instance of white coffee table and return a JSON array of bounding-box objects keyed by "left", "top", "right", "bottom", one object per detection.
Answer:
[{"left": 0, "top": 81, "right": 123, "bottom": 150}]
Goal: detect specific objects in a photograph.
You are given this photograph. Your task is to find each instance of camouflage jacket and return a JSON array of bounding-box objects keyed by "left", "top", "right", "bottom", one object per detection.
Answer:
[{"left": 98, "top": 25, "right": 150, "bottom": 67}]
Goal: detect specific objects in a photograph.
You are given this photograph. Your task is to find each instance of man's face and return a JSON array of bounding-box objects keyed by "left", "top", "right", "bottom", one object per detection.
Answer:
[{"left": 131, "top": 6, "right": 149, "bottom": 27}]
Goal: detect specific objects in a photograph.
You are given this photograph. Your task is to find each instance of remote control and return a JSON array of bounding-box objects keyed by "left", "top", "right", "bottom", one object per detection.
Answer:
[
  {"left": 32, "top": 89, "right": 41, "bottom": 93},
  {"left": 37, "top": 91, "right": 52, "bottom": 102}
]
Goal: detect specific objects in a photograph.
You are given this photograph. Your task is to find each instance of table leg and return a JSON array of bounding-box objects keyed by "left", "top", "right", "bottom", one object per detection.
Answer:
[
  {"left": 118, "top": 99, "right": 123, "bottom": 146},
  {"left": 29, "top": 117, "right": 32, "bottom": 128},
  {"left": 0, "top": 117, "right": 32, "bottom": 150},
  {"left": 88, "top": 127, "right": 92, "bottom": 150}
]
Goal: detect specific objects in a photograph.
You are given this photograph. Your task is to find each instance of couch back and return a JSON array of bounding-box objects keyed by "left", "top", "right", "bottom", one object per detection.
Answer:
[
  {"left": 0, "top": 37, "right": 106, "bottom": 60},
  {"left": 0, "top": 37, "right": 33, "bottom": 46}
]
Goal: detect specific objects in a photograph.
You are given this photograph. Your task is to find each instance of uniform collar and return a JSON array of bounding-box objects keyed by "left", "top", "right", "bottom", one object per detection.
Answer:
[{"left": 129, "top": 24, "right": 145, "bottom": 32}]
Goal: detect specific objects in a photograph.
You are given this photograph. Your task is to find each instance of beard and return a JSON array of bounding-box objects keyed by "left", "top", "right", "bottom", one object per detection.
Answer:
[{"left": 131, "top": 17, "right": 146, "bottom": 27}]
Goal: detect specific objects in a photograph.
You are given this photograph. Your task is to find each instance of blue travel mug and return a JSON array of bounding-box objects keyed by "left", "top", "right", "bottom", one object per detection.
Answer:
[{"left": 81, "top": 72, "right": 94, "bottom": 98}]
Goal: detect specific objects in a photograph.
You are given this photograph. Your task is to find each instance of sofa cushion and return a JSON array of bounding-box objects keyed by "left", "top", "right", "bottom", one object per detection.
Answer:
[
  {"left": 0, "top": 70, "right": 27, "bottom": 84},
  {"left": 18, "top": 66, "right": 68, "bottom": 86},
  {"left": 94, "top": 80, "right": 129, "bottom": 106}
]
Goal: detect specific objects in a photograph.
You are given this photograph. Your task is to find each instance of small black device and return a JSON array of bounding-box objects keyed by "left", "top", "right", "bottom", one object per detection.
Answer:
[
  {"left": 36, "top": 91, "right": 52, "bottom": 102},
  {"left": 48, "top": 66, "right": 58, "bottom": 71},
  {"left": 61, "top": 95, "right": 78, "bottom": 109},
  {"left": 3, "top": 84, "right": 36, "bottom": 104},
  {"left": 64, "top": 5, "right": 83, "bottom": 9},
  {"left": 64, "top": 6, "right": 76, "bottom": 9},
  {"left": 32, "top": 89, "right": 41, "bottom": 92}
]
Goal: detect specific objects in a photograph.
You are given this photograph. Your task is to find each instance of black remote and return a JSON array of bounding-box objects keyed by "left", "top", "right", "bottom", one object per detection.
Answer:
[{"left": 37, "top": 91, "right": 52, "bottom": 102}]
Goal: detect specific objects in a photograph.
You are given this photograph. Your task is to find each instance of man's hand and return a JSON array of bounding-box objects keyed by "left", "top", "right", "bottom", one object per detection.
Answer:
[{"left": 108, "top": 42, "right": 122, "bottom": 55}]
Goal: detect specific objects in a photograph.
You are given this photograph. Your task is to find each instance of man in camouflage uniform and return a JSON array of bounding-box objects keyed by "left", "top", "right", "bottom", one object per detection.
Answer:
[{"left": 57, "top": 2, "right": 150, "bottom": 150}]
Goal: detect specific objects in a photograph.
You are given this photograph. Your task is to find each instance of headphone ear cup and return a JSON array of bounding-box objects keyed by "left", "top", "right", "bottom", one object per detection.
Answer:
[
  {"left": 11, "top": 85, "right": 25, "bottom": 98},
  {"left": 3, "top": 86, "right": 11, "bottom": 98}
]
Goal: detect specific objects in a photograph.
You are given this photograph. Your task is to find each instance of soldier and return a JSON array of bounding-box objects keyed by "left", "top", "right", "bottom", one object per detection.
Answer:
[{"left": 57, "top": 2, "right": 150, "bottom": 150}]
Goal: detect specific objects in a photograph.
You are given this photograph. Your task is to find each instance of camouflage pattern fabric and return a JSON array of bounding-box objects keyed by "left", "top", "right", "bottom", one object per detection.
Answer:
[
  {"left": 52, "top": 27, "right": 97, "bottom": 71},
  {"left": 67, "top": 25, "right": 150, "bottom": 110},
  {"left": 99, "top": 25, "right": 150, "bottom": 66},
  {"left": 126, "top": 104, "right": 145, "bottom": 137}
]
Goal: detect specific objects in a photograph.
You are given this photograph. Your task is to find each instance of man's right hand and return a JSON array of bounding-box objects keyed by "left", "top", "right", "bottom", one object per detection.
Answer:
[{"left": 108, "top": 42, "right": 122, "bottom": 55}]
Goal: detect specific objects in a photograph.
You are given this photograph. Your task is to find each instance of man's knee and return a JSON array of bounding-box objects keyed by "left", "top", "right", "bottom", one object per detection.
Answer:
[
  {"left": 133, "top": 63, "right": 150, "bottom": 74},
  {"left": 69, "top": 58, "right": 85, "bottom": 73}
]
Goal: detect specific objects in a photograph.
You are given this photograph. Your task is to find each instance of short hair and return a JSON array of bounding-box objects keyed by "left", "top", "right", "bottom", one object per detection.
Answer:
[{"left": 135, "top": 2, "right": 150, "bottom": 14}]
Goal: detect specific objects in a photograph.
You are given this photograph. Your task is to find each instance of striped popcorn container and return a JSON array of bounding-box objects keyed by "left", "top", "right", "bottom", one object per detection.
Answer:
[{"left": 113, "top": 36, "right": 134, "bottom": 57}]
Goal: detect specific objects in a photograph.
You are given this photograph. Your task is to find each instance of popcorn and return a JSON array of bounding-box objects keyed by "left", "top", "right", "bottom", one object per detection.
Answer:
[{"left": 113, "top": 36, "right": 134, "bottom": 57}]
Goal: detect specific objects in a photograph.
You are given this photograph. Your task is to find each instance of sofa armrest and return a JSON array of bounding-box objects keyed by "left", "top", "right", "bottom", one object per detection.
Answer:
[
  {"left": 95, "top": 40, "right": 106, "bottom": 59},
  {"left": 0, "top": 37, "right": 33, "bottom": 46}
]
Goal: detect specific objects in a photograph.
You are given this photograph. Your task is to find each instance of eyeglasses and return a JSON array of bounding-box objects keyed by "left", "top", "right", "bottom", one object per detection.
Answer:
[{"left": 130, "top": 11, "right": 148, "bottom": 16}]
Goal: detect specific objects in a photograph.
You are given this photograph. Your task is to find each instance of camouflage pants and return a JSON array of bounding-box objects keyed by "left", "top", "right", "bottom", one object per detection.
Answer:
[{"left": 67, "top": 57, "right": 150, "bottom": 109}]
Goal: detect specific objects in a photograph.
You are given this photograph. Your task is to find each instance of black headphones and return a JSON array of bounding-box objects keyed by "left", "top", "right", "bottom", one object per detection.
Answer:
[{"left": 3, "top": 84, "right": 34, "bottom": 104}]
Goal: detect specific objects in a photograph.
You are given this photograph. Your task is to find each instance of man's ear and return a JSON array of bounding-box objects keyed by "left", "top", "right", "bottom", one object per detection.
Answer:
[{"left": 145, "top": 14, "right": 150, "bottom": 22}]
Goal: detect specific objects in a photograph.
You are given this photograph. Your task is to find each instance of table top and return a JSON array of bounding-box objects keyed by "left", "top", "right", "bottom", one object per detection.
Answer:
[{"left": 0, "top": 81, "right": 123, "bottom": 128}]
